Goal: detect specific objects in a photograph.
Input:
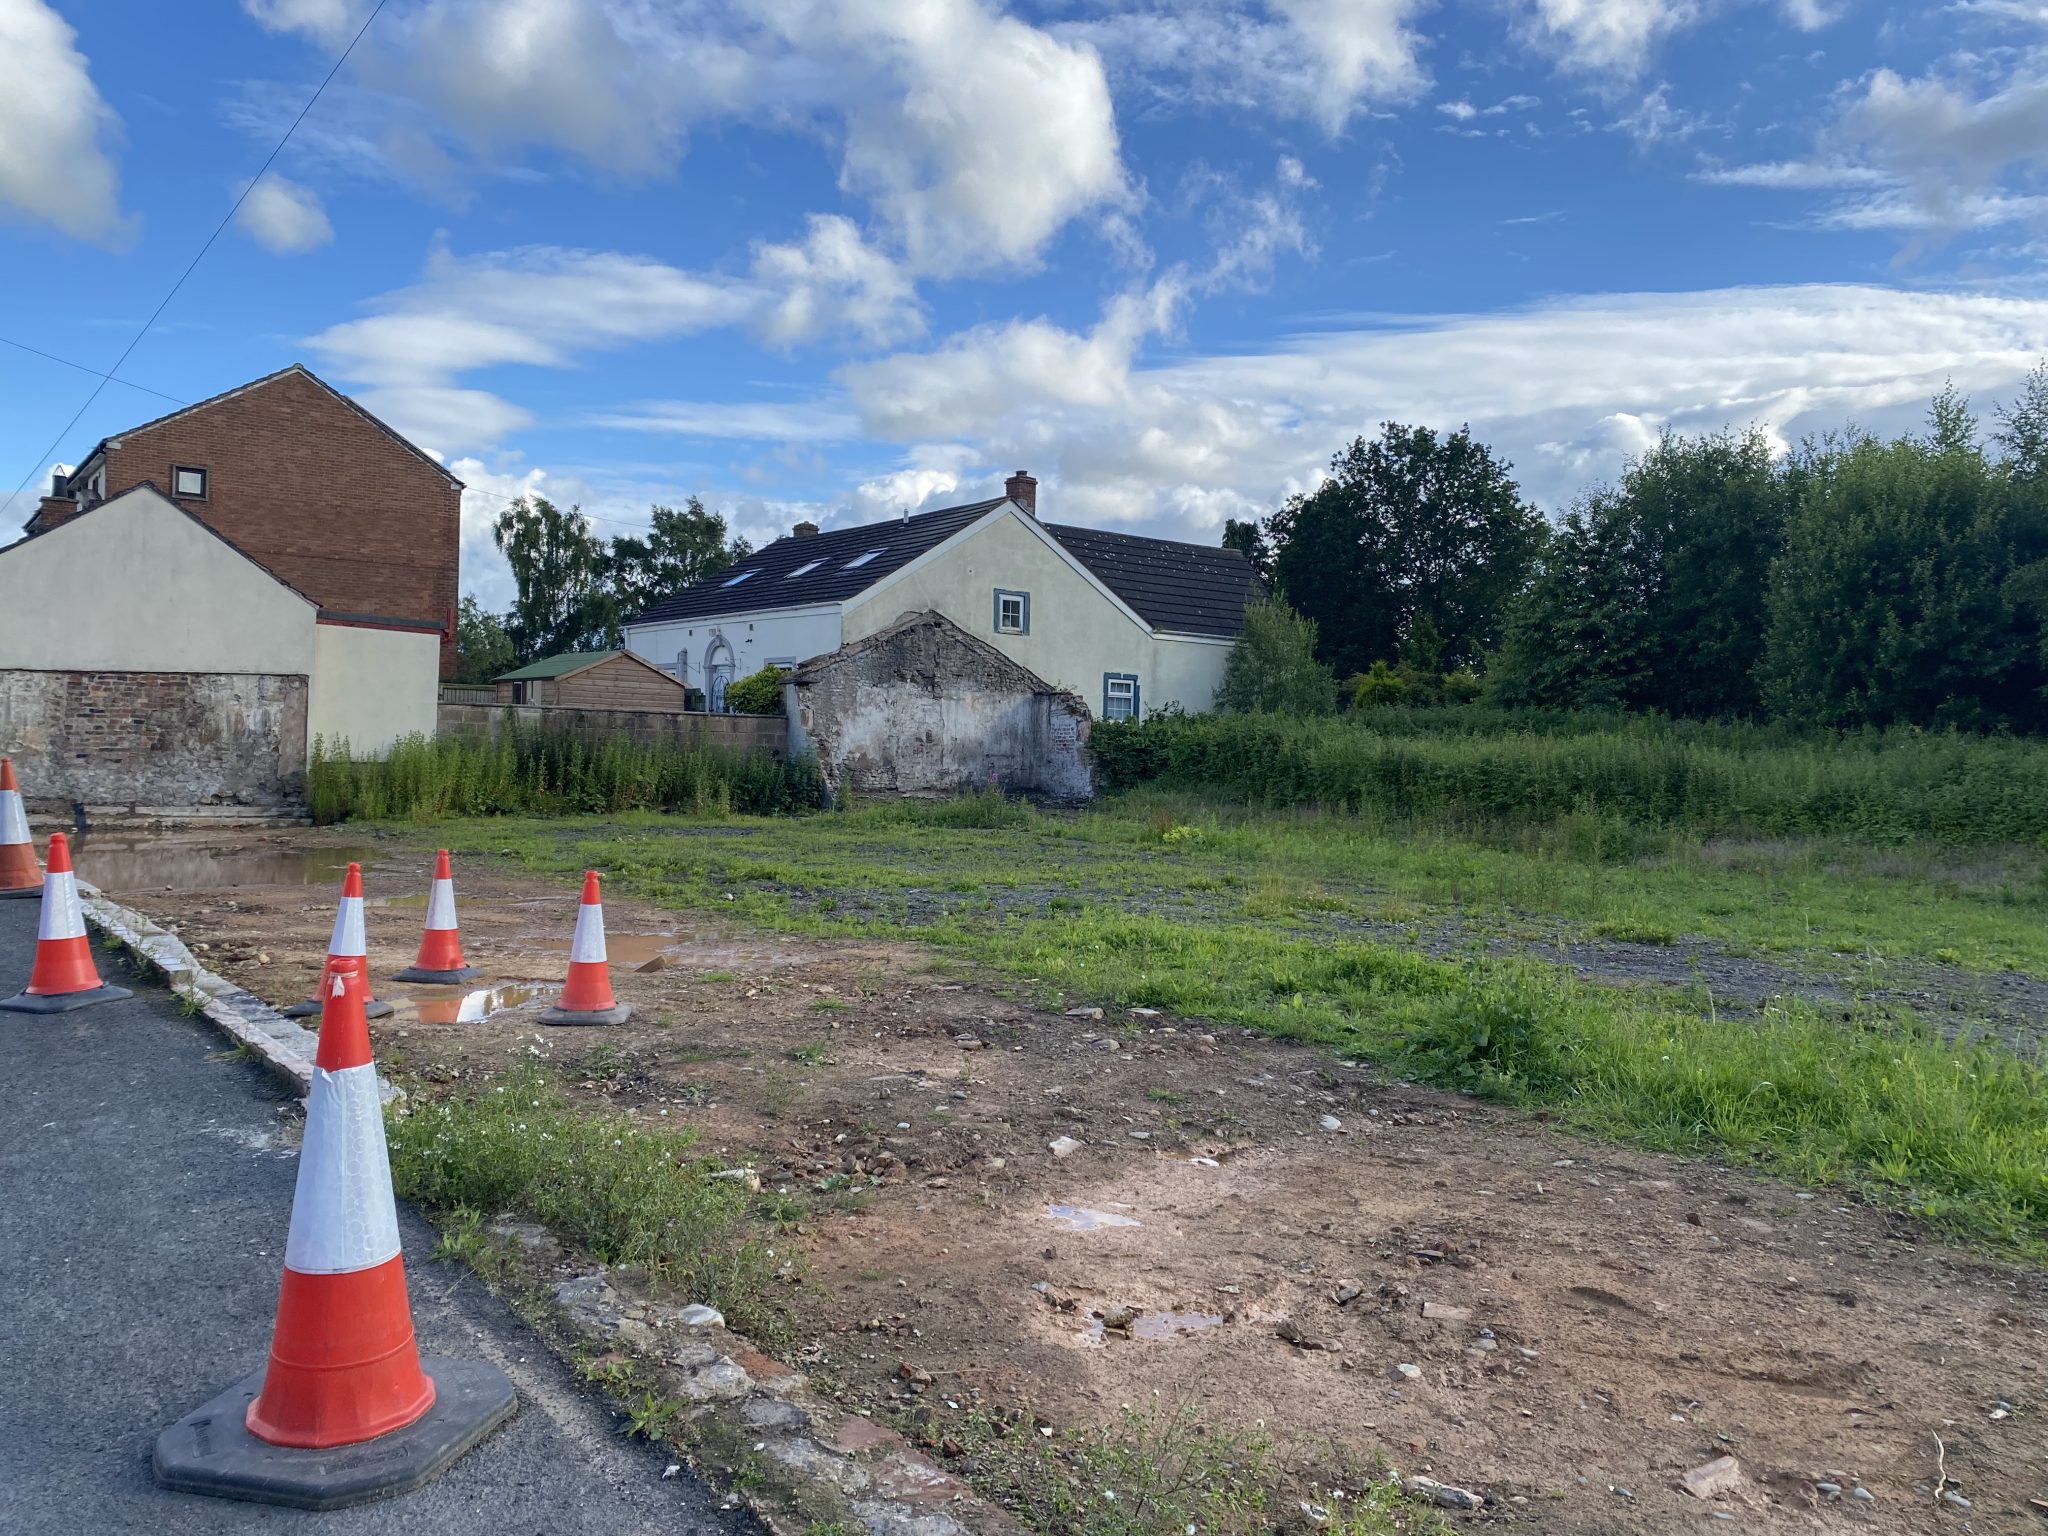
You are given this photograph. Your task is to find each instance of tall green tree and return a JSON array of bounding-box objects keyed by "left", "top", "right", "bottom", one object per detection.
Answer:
[
  {"left": 606, "top": 497, "right": 753, "bottom": 619},
  {"left": 1761, "top": 390, "right": 2041, "bottom": 730},
  {"left": 1266, "top": 423, "right": 1543, "bottom": 677},
  {"left": 492, "top": 495, "right": 611, "bottom": 662},
  {"left": 1491, "top": 429, "right": 1791, "bottom": 717},
  {"left": 1221, "top": 517, "right": 1272, "bottom": 581},
  {"left": 1996, "top": 364, "right": 2048, "bottom": 688},
  {"left": 451, "top": 595, "right": 516, "bottom": 683},
  {"left": 1214, "top": 597, "right": 1337, "bottom": 714}
]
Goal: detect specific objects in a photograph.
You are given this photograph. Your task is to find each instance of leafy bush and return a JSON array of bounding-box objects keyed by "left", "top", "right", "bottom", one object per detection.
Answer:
[
  {"left": 723, "top": 664, "right": 787, "bottom": 716},
  {"left": 1089, "top": 709, "right": 2048, "bottom": 847},
  {"left": 1214, "top": 597, "right": 1337, "bottom": 715},
  {"left": 308, "top": 727, "right": 825, "bottom": 823}
]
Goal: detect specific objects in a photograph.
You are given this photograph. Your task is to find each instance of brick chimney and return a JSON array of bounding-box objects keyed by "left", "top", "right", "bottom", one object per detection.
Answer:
[
  {"left": 1004, "top": 469, "right": 1037, "bottom": 519},
  {"left": 793, "top": 519, "right": 819, "bottom": 538}
]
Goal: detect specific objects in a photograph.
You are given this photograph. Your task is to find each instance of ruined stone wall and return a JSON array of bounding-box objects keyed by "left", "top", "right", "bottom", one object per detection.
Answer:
[
  {"left": 793, "top": 617, "right": 1093, "bottom": 801},
  {"left": 0, "top": 669, "right": 309, "bottom": 810}
]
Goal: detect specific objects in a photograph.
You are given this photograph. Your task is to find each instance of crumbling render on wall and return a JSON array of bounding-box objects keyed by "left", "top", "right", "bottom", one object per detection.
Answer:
[
  {"left": 789, "top": 611, "right": 1093, "bottom": 802},
  {"left": 0, "top": 669, "right": 309, "bottom": 811}
]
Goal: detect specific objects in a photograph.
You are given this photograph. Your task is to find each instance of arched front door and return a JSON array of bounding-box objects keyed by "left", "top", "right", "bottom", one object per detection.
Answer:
[{"left": 705, "top": 636, "right": 735, "bottom": 713}]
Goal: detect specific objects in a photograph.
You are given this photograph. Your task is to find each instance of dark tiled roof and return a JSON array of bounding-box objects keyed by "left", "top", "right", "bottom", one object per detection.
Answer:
[
  {"left": 626, "top": 497, "right": 1007, "bottom": 626},
  {"left": 1046, "top": 524, "right": 1257, "bottom": 637}
]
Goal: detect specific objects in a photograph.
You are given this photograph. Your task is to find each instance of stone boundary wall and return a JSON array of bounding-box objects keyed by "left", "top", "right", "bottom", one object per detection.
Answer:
[
  {"left": 437, "top": 702, "right": 788, "bottom": 757},
  {"left": 1, "top": 668, "right": 308, "bottom": 810}
]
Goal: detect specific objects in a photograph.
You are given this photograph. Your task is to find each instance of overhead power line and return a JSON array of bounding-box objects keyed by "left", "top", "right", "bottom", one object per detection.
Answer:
[
  {"left": 5, "top": 0, "right": 391, "bottom": 510},
  {"left": 0, "top": 334, "right": 186, "bottom": 407}
]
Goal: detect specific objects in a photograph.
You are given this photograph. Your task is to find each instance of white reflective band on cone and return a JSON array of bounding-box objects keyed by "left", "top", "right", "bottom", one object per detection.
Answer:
[
  {"left": 0, "top": 790, "right": 28, "bottom": 845},
  {"left": 328, "top": 894, "right": 367, "bottom": 957},
  {"left": 569, "top": 900, "right": 608, "bottom": 964},
  {"left": 285, "top": 1062, "right": 403, "bottom": 1275},
  {"left": 425, "top": 879, "right": 457, "bottom": 931},
  {"left": 37, "top": 870, "right": 85, "bottom": 942}
]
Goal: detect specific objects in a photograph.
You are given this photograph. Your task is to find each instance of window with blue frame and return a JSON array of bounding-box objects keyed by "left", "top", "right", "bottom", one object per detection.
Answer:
[
  {"left": 1102, "top": 673, "right": 1139, "bottom": 720},
  {"left": 994, "top": 588, "right": 1030, "bottom": 635}
]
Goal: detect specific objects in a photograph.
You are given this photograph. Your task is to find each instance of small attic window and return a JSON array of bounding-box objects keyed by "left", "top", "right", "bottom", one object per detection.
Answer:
[
  {"left": 721, "top": 569, "right": 757, "bottom": 588},
  {"left": 844, "top": 547, "right": 886, "bottom": 569},
  {"left": 172, "top": 465, "right": 208, "bottom": 499},
  {"left": 785, "top": 560, "right": 822, "bottom": 579}
]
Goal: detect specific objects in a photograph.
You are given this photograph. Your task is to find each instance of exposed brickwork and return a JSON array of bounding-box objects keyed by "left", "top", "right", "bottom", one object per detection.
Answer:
[
  {"left": 790, "top": 610, "right": 1092, "bottom": 801},
  {"left": 0, "top": 668, "right": 308, "bottom": 809},
  {"left": 38, "top": 368, "right": 462, "bottom": 675}
]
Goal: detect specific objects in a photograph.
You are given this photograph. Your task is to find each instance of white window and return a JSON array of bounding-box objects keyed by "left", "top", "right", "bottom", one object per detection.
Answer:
[
  {"left": 721, "top": 569, "right": 757, "bottom": 588},
  {"left": 785, "top": 560, "right": 822, "bottom": 579},
  {"left": 1103, "top": 673, "right": 1139, "bottom": 720},
  {"left": 844, "top": 548, "right": 886, "bottom": 568},
  {"left": 172, "top": 465, "right": 207, "bottom": 499},
  {"left": 994, "top": 589, "right": 1029, "bottom": 635}
]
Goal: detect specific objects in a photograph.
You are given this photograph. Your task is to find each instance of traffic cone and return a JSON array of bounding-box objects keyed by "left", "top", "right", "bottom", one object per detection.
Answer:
[
  {"left": 282, "top": 863, "right": 394, "bottom": 1019},
  {"left": 153, "top": 959, "right": 517, "bottom": 1508},
  {"left": 0, "top": 758, "right": 40, "bottom": 898},
  {"left": 0, "top": 832, "right": 131, "bottom": 1013},
  {"left": 391, "top": 850, "right": 480, "bottom": 984},
  {"left": 541, "top": 871, "right": 630, "bottom": 1026}
]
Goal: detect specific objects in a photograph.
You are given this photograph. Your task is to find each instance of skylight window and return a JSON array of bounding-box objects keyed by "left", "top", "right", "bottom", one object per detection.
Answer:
[
  {"left": 844, "top": 548, "right": 887, "bottom": 569},
  {"left": 721, "top": 569, "right": 757, "bottom": 588},
  {"left": 785, "top": 560, "right": 822, "bottom": 579}
]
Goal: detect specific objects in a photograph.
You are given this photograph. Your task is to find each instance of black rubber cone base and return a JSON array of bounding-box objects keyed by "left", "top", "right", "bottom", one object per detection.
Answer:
[
  {"left": 391, "top": 964, "right": 482, "bottom": 984},
  {"left": 541, "top": 1002, "right": 631, "bottom": 1027},
  {"left": 282, "top": 994, "right": 395, "bottom": 1020},
  {"left": 153, "top": 1355, "right": 517, "bottom": 1511},
  {"left": 0, "top": 983, "right": 132, "bottom": 1014}
]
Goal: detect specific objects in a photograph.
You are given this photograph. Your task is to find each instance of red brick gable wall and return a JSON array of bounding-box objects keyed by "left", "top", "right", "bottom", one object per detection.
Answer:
[{"left": 99, "top": 369, "right": 462, "bottom": 676}]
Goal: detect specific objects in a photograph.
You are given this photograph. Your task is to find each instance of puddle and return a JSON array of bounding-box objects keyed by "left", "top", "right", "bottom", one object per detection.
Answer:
[
  {"left": 1083, "top": 1309, "right": 1224, "bottom": 1345},
  {"left": 1046, "top": 1204, "right": 1140, "bottom": 1232},
  {"left": 385, "top": 983, "right": 547, "bottom": 1025},
  {"left": 72, "top": 836, "right": 380, "bottom": 893},
  {"left": 534, "top": 933, "right": 679, "bottom": 966}
]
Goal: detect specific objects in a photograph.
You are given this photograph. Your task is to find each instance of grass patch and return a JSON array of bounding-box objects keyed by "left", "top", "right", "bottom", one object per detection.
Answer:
[
  {"left": 1589, "top": 918, "right": 1679, "bottom": 945},
  {"left": 788, "top": 1043, "right": 830, "bottom": 1065},
  {"left": 946, "top": 1402, "right": 1441, "bottom": 1536},
  {"left": 386, "top": 1065, "right": 783, "bottom": 1335}
]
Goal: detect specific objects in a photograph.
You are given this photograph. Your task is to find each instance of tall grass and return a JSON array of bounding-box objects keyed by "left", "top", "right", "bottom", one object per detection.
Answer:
[
  {"left": 307, "top": 727, "right": 825, "bottom": 823},
  {"left": 1092, "top": 711, "right": 2048, "bottom": 847}
]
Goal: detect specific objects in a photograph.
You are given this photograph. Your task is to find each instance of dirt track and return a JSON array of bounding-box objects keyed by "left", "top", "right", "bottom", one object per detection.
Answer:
[{"left": 96, "top": 830, "right": 2048, "bottom": 1532}]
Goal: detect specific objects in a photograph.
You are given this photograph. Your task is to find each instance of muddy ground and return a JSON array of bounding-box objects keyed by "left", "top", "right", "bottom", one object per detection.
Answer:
[{"left": 77, "top": 829, "right": 2048, "bottom": 1533}]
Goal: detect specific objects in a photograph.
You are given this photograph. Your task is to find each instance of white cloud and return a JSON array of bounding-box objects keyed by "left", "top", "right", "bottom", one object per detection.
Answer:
[
  {"left": 1613, "top": 83, "right": 1704, "bottom": 144},
  {"left": 0, "top": 0, "right": 130, "bottom": 243},
  {"left": 1779, "top": 0, "right": 1838, "bottom": 28},
  {"left": 751, "top": 214, "right": 924, "bottom": 347},
  {"left": 835, "top": 282, "right": 2048, "bottom": 532},
  {"left": 235, "top": 174, "right": 334, "bottom": 253},
  {"left": 1517, "top": 0, "right": 1695, "bottom": 76},
  {"left": 1439, "top": 99, "right": 1480, "bottom": 120},
  {"left": 1269, "top": 0, "right": 1433, "bottom": 130},
  {"left": 1694, "top": 158, "right": 1891, "bottom": 189},
  {"left": 310, "top": 245, "right": 759, "bottom": 452},
  {"left": 244, "top": 0, "right": 1127, "bottom": 280},
  {"left": 1054, "top": 1, "right": 1428, "bottom": 133},
  {"left": 587, "top": 399, "right": 861, "bottom": 442}
]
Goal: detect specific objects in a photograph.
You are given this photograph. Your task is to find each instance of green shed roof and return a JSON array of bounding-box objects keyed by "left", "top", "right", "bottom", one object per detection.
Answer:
[{"left": 493, "top": 649, "right": 620, "bottom": 682}]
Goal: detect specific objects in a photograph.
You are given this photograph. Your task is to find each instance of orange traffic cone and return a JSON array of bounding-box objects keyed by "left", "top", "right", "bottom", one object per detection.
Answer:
[
  {"left": 0, "top": 832, "right": 131, "bottom": 1013},
  {"left": 153, "top": 959, "right": 516, "bottom": 1508},
  {"left": 541, "top": 871, "right": 630, "bottom": 1026},
  {"left": 0, "top": 758, "right": 40, "bottom": 899},
  {"left": 282, "top": 863, "right": 394, "bottom": 1019},
  {"left": 392, "top": 850, "right": 480, "bottom": 984}
]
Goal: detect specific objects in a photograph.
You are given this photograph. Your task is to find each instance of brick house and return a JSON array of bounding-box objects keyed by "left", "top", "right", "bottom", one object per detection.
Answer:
[{"left": 22, "top": 363, "right": 464, "bottom": 677}]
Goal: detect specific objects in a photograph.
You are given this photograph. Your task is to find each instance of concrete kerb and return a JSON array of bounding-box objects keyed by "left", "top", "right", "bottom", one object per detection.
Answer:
[{"left": 78, "top": 888, "right": 399, "bottom": 1105}]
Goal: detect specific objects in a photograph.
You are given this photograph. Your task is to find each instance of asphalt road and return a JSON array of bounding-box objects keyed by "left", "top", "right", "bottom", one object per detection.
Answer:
[{"left": 0, "top": 898, "right": 749, "bottom": 1535}]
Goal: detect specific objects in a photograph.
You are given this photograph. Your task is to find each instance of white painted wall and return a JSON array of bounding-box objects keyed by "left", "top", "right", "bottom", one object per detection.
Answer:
[
  {"left": 309, "top": 623, "right": 441, "bottom": 755},
  {"left": 624, "top": 605, "right": 841, "bottom": 696},
  {"left": 0, "top": 485, "right": 316, "bottom": 673},
  {"left": 845, "top": 510, "right": 1233, "bottom": 714}
]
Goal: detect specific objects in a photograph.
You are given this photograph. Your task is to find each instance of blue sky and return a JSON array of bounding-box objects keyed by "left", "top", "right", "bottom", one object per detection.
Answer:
[{"left": 4, "top": 0, "right": 2048, "bottom": 605}]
